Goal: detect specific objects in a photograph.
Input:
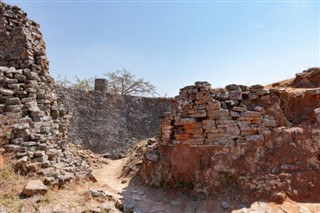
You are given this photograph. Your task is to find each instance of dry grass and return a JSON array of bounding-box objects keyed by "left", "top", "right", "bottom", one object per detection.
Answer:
[
  {"left": 0, "top": 156, "right": 29, "bottom": 212},
  {"left": 0, "top": 156, "right": 94, "bottom": 212},
  {"left": 0, "top": 115, "right": 23, "bottom": 211}
]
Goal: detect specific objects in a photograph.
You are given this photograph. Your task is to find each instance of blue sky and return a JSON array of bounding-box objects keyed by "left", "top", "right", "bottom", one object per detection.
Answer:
[{"left": 6, "top": 0, "right": 320, "bottom": 96}]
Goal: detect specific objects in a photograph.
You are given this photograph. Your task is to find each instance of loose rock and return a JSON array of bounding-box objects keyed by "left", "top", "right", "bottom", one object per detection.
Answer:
[{"left": 22, "top": 179, "right": 48, "bottom": 196}]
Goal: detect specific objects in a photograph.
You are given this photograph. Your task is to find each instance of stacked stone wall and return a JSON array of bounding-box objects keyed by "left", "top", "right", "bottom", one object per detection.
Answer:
[
  {"left": 0, "top": 2, "right": 48, "bottom": 71},
  {"left": 0, "top": 2, "right": 91, "bottom": 185},
  {"left": 56, "top": 87, "right": 171, "bottom": 156},
  {"left": 160, "top": 82, "right": 278, "bottom": 147}
]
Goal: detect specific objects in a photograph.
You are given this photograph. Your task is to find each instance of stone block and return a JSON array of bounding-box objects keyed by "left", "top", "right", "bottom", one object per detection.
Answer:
[
  {"left": 11, "top": 122, "right": 29, "bottom": 130},
  {"left": 22, "top": 180, "right": 48, "bottom": 196},
  {"left": 245, "top": 134, "right": 264, "bottom": 141},
  {"left": 263, "top": 117, "right": 277, "bottom": 127},
  {"left": 240, "top": 127, "right": 258, "bottom": 136},
  {"left": 189, "top": 109, "right": 206, "bottom": 118},
  {"left": 241, "top": 111, "right": 261, "bottom": 117},
  {"left": 14, "top": 73, "right": 26, "bottom": 82},
  {"left": 207, "top": 132, "right": 227, "bottom": 139},
  {"left": 207, "top": 109, "right": 229, "bottom": 117},
  {"left": 226, "top": 126, "right": 240, "bottom": 136},
  {"left": 174, "top": 118, "right": 196, "bottom": 125},
  {"left": 216, "top": 91, "right": 228, "bottom": 100},
  {"left": 206, "top": 101, "right": 221, "bottom": 110},
  {"left": 0, "top": 88, "right": 14, "bottom": 96},
  {"left": 228, "top": 90, "right": 242, "bottom": 100},
  {"left": 183, "top": 122, "right": 202, "bottom": 129},
  {"left": 233, "top": 106, "right": 247, "bottom": 112},
  {"left": 5, "top": 144, "right": 27, "bottom": 152},
  {"left": 5, "top": 97, "right": 21, "bottom": 105},
  {"left": 175, "top": 133, "right": 191, "bottom": 140},
  {"left": 184, "top": 127, "right": 203, "bottom": 134}
]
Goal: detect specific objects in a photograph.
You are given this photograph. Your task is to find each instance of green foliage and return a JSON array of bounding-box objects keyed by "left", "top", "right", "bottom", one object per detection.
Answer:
[
  {"left": 175, "top": 181, "right": 184, "bottom": 188},
  {"left": 104, "top": 68, "right": 158, "bottom": 96}
]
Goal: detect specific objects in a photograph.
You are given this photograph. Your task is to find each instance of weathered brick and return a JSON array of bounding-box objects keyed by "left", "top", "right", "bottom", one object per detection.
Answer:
[
  {"left": 185, "top": 128, "right": 203, "bottom": 134},
  {"left": 175, "top": 133, "right": 191, "bottom": 140},
  {"left": 206, "top": 101, "right": 220, "bottom": 110},
  {"left": 207, "top": 109, "right": 229, "bottom": 117},
  {"left": 184, "top": 122, "right": 202, "bottom": 129}
]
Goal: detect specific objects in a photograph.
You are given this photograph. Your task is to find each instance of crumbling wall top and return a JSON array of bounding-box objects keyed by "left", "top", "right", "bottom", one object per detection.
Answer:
[{"left": 0, "top": 1, "right": 49, "bottom": 72}]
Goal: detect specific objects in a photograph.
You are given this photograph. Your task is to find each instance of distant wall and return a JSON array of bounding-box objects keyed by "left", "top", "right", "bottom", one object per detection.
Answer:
[{"left": 56, "top": 87, "right": 171, "bottom": 155}]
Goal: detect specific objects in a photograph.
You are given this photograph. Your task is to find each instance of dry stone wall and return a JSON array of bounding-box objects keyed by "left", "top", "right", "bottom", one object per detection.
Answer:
[
  {"left": 160, "top": 82, "right": 278, "bottom": 147},
  {"left": 0, "top": 2, "right": 48, "bottom": 71},
  {"left": 0, "top": 2, "right": 91, "bottom": 186},
  {"left": 140, "top": 75, "right": 320, "bottom": 201},
  {"left": 56, "top": 87, "right": 171, "bottom": 157}
]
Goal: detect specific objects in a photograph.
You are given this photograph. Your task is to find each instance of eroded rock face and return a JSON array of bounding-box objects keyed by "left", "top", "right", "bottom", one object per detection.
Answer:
[
  {"left": 0, "top": 2, "right": 91, "bottom": 185},
  {"left": 140, "top": 76, "right": 320, "bottom": 201}
]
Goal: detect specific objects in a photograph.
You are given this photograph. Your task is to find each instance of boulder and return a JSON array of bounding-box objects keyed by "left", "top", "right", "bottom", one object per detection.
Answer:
[{"left": 22, "top": 179, "right": 48, "bottom": 196}]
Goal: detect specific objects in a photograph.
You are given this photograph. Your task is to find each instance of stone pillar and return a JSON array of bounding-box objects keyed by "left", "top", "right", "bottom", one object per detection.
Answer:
[{"left": 94, "top": 78, "right": 108, "bottom": 93}]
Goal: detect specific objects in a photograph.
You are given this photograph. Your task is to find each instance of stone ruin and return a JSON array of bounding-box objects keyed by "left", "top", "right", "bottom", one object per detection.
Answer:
[
  {"left": 140, "top": 69, "right": 320, "bottom": 201},
  {"left": 2, "top": 0, "right": 320, "bottom": 204},
  {"left": 160, "top": 82, "right": 279, "bottom": 146},
  {"left": 0, "top": 2, "right": 92, "bottom": 185}
]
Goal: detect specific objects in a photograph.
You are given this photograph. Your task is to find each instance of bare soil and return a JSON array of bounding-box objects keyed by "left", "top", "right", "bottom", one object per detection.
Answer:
[{"left": 1, "top": 140, "right": 320, "bottom": 212}]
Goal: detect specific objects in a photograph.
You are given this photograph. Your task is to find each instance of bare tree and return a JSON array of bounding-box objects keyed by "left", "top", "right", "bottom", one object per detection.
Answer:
[
  {"left": 104, "top": 69, "right": 158, "bottom": 96},
  {"left": 55, "top": 74, "right": 71, "bottom": 88},
  {"left": 55, "top": 75, "right": 93, "bottom": 91},
  {"left": 71, "top": 75, "right": 94, "bottom": 91}
]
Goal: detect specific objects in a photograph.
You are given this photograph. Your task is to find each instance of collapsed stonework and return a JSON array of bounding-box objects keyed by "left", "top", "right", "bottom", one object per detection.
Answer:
[
  {"left": 140, "top": 68, "right": 320, "bottom": 201},
  {"left": 56, "top": 86, "right": 170, "bottom": 156},
  {"left": 0, "top": 2, "right": 91, "bottom": 185}
]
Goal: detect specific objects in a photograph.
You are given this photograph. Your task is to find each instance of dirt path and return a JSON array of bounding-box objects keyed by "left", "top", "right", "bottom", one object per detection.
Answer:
[
  {"left": 90, "top": 157, "right": 320, "bottom": 213},
  {"left": 30, "top": 155, "right": 320, "bottom": 213},
  {"left": 92, "top": 158, "right": 129, "bottom": 193}
]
